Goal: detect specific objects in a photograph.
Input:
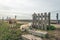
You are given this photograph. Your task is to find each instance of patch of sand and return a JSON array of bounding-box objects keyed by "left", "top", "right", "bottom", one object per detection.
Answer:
[{"left": 51, "top": 24, "right": 60, "bottom": 28}]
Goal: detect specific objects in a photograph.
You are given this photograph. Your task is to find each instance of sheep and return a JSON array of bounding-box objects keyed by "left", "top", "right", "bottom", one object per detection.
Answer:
[{"left": 20, "top": 23, "right": 32, "bottom": 31}]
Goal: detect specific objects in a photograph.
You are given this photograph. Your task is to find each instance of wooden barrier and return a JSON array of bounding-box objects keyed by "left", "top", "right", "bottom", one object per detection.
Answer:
[{"left": 32, "top": 12, "right": 51, "bottom": 30}]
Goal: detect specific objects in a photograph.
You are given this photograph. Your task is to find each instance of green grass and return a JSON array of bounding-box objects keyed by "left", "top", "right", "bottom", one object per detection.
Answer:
[
  {"left": 0, "top": 22, "right": 23, "bottom": 40},
  {"left": 47, "top": 25, "right": 56, "bottom": 30}
]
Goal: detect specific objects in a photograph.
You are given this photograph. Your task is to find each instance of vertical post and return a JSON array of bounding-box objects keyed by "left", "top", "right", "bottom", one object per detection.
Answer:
[
  {"left": 32, "top": 13, "right": 37, "bottom": 28},
  {"left": 44, "top": 12, "right": 47, "bottom": 30},
  {"left": 38, "top": 13, "right": 41, "bottom": 29},
  {"left": 15, "top": 15, "right": 17, "bottom": 26},
  {"left": 41, "top": 13, "right": 43, "bottom": 30},
  {"left": 32, "top": 13, "right": 34, "bottom": 27},
  {"left": 56, "top": 13, "right": 59, "bottom": 24},
  {"left": 35, "top": 14, "right": 37, "bottom": 28},
  {"left": 48, "top": 12, "right": 51, "bottom": 29}
]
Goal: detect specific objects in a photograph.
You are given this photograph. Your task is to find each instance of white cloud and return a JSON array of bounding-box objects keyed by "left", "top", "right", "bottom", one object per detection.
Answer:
[{"left": 0, "top": 0, "right": 60, "bottom": 19}]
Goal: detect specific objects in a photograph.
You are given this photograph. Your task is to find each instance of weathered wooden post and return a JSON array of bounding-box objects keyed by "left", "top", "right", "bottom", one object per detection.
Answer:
[
  {"left": 15, "top": 15, "right": 17, "bottom": 26},
  {"left": 48, "top": 12, "right": 51, "bottom": 30},
  {"left": 56, "top": 13, "right": 59, "bottom": 24},
  {"left": 15, "top": 15, "right": 17, "bottom": 19},
  {"left": 44, "top": 12, "right": 47, "bottom": 30},
  {"left": 32, "top": 13, "right": 37, "bottom": 28},
  {"left": 38, "top": 13, "right": 41, "bottom": 29},
  {"left": 41, "top": 13, "right": 43, "bottom": 30}
]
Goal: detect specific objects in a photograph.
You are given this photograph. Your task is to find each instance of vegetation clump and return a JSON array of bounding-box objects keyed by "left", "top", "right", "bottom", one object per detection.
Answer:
[
  {"left": 0, "top": 22, "right": 23, "bottom": 40},
  {"left": 47, "top": 25, "right": 56, "bottom": 30}
]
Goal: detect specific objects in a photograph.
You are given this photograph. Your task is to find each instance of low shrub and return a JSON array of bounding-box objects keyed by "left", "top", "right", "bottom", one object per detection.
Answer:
[{"left": 47, "top": 25, "right": 56, "bottom": 30}]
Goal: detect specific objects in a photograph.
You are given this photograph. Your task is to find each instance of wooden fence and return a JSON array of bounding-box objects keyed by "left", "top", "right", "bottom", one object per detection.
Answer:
[{"left": 32, "top": 12, "right": 51, "bottom": 30}]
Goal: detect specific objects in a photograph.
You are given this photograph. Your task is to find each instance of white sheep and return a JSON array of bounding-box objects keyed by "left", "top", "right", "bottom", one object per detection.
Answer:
[{"left": 20, "top": 23, "right": 32, "bottom": 31}]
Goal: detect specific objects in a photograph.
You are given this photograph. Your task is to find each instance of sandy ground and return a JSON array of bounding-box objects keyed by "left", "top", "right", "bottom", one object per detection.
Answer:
[{"left": 51, "top": 24, "right": 60, "bottom": 28}]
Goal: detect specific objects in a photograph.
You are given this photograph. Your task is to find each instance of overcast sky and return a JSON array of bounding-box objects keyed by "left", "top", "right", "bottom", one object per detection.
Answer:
[{"left": 0, "top": 0, "right": 60, "bottom": 20}]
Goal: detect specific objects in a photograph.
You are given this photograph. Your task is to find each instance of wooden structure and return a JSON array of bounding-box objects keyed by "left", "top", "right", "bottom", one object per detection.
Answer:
[
  {"left": 22, "top": 34, "right": 42, "bottom": 40},
  {"left": 56, "top": 13, "right": 59, "bottom": 24},
  {"left": 28, "top": 30, "right": 48, "bottom": 38},
  {"left": 32, "top": 12, "right": 51, "bottom": 30}
]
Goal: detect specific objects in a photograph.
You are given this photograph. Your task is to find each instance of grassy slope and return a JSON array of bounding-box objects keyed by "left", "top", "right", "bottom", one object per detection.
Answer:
[{"left": 0, "top": 22, "right": 23, "bottom": 40}]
